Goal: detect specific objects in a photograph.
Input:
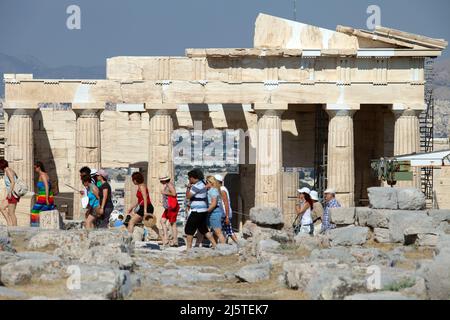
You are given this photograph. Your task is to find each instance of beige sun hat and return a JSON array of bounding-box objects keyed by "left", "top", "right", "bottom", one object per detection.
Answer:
[
  {"left": 159, "top": 175, "right": 170, "bottom": 182},
  {"left": 324, "top": 188, "right": 336, "bottom": 194}
]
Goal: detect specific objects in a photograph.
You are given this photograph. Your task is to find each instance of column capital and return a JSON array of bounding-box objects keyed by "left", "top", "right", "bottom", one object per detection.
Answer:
[
  {"left": 325, "top": 109, "right": 357, "bottom": 118},
  {"left": 392, "top": 102, "right": 426, "bottom": 112},
  {"left": 73, "top": 109, "right": 103, "bottom": 118},
  {"left": 4, "top": 108, "right": 36, "bottom": 117},
  {"left": 254, "top": 103, "right": 288, "bottom": 112},
  {"left": 392, "top": 108, "right": 422, "bottom": 119},
  {"left": 256, "top": 109, "right": 284, "bottom": 118}
]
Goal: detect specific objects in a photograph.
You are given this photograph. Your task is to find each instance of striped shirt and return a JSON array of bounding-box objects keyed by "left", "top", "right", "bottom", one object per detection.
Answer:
[{"left": 189, "top": 180, "right": 208, "bottom": 213}]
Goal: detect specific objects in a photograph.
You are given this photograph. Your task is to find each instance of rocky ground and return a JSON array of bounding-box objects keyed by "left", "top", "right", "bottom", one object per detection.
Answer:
[{"left": 0, "top": 188, "right": 449, "bottom": 300}]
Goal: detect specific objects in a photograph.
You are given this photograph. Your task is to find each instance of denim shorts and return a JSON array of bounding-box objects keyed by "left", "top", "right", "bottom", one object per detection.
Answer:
[{"left": 208, "top": 211, "right": 222, "bottom": 230}]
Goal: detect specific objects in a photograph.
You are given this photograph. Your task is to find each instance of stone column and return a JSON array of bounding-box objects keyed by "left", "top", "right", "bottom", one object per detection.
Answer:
[
  {"left": 5, "top": 108, "right": 36, "bottom": 226},
  {"left": 326, "top": 107, "right": 356, "bottom": 207},
  {"left": 393, "top": 108, "right": 421, "bottom": 188},
  {"left": 5, "top": 108, "right": 35, "bottom": 190},
  {"left": 255, "top": 109, "right": 284, "bottom": 208},
  {"left": 73, "top": 109, "right": 102, "bottom": 220},
  {"left": 147, "top": 108, "right": 175, "bottom": 230}
]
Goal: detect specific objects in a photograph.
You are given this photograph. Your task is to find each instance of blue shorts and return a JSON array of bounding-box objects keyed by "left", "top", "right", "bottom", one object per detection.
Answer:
[{"left": 208, "top": 211, "right": 222, "bottom": 230}]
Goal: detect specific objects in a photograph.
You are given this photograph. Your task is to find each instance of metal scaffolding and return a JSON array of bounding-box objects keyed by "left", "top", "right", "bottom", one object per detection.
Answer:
[
  {"left": 419, "top": 57, "right": 436, "bottom": 202},
  {"left": 314, "top": 107, "right": 328, "bottom": 198}
]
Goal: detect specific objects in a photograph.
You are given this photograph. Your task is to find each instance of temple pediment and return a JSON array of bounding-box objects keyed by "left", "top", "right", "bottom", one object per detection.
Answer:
[{"left": 253, "top": 13, "right": 447, "bottom": 53}]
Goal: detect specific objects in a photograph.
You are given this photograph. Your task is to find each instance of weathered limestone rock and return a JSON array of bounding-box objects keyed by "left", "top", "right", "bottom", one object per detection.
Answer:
[
  {"left": 366, "top": 210, "right": 393, "bottom": 228},
  {"left": 388, "top": 211, "right": 433, "bottom": 243},
  {"left": 257, "top": 239, "right": 281, "bottom": 254},
  {"left": 355, "top": 207, "right": 372, "bottom": 226},
  {"left": 132, "top": 226, "right": 145, "bottom": 242},
  {"left": 235, "top": 262, "right": 271, "bottom": 283},
  {"left": 421, "top": 251, "right": 450, "bottom": 300},
  {"left": 0, "top": 251, "right": 21, "bottom": 266},
  {"left": 327, "top": 226, "right": 369, "bottom": 246},
  {"left": 330, "top": 207, "right": 355, "bottom": 225},
  {"left": 368, "top": 187, "right": 398, "bottom": 209},
  {"left": 396, "top": 188, "right": 426, "bottom": 210},
  {"left": 344, "top": 292, "right": 416, "bottom": 300},
  {"left": 0, "top": 255, "right": 64, "bottom": 286},
  {"left": 79, "top": 244, "right": 134, "bottom": 270},
  {"left": 215, "top": 244, "right": 239, "bottom": 256},
  {"left": 69, "top": 265, "right": 132, "bottom": 300},
  {"left": 139, "top": 266, "right": 224, "bottom": 287},
  {"left": 294, "top": 233, "right": 327, "bottom": 251},
  {"left": 283, "top": 259, "right": 367, "bottom": 300},
  {"left": 27, "top": 229, "right": 132, "bottom": 260},
  {"left": 374, "top": 228, "right": 391, "bottom": 243},
  {"left": 349, "top": 248, "right": 390, "bottom": 264},
  {"left": 428, "top": 209, "right": 450, "bottom": 227},
  {"left": 404, "top": 227, "right": 439, "bottom": 246},
  {"left": 39, "top": 210, "right": 63, "bottom": 230},
  {"left": 310, "top": 248, "right": 356, "bottom": 264},
  {"left": 249, "top": 207, "right": 284, "bottom": 229}
]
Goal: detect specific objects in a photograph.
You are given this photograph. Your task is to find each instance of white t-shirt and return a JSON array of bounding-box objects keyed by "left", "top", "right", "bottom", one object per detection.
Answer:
[
  {"left": 220, "top": 186, "right": 232, "bottom": 219},
  {"left": 301, "top": 207, "right": 313, "bottom": 226}
]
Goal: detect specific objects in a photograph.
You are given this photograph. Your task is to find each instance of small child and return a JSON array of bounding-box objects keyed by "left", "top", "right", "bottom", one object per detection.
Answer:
[{"left": 113, "top": 214, "right": 125, "bottom": 228}]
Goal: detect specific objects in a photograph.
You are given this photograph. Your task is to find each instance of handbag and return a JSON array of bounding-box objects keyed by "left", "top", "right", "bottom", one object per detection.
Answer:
[{"left": 12, "top": 176, "right": 28, "bottom": 197}]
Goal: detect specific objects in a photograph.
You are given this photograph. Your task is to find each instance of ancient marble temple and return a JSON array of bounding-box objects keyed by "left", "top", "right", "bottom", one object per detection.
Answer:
[{"left": 2, "top": 14, "right": 448, "bottom": 227}]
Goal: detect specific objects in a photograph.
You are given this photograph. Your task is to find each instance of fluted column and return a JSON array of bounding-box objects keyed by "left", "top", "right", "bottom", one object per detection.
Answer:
[
  {"left": 73, "top": 109, "right": 102, "bottom": 219},
  {"left": 255, "top": 109, "right": 284, "bottom": 208},
  {"left": 5, "top": 108, "right": 35, "bottom": 191},
  {"left": 393, "top": 108, "right": 421, "bottom": 188},
  {"left": 147, "top": 108, "right": 175, "bottom": 227},
  {"left": 326, "top": 108, "right": 356, "bottom": 207}
]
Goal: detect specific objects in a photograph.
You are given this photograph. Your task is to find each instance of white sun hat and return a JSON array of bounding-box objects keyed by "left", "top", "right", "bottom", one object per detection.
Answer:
[
  {"left": 310, "top": 190, "right": 319, "bottom": 201},
  {"left": 297, "top": 187, "right": 311, "bottom": 194},
  {"left": 214, "top": 174, "right": 224, "bottom": 182}
]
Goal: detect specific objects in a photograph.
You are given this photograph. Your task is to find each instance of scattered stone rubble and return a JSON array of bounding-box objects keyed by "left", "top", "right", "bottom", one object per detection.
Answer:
[{"left": 0, "top": 188, "right": 449, "bottom": 300}]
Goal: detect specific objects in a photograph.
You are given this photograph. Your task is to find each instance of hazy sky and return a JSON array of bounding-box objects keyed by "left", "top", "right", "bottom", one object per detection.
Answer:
[{"left": 1, "top": 0, "right": 449, "bottom": 67}]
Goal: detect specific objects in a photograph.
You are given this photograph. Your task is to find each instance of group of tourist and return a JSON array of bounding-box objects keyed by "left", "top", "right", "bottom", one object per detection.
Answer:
[
  {"left": 294, "top": 187, "right": 341, "bottom": 236},
  {"left": 1, "top": 158, "right": 338, "bottom": 249},
  {"left": 183, "top": 169, "right": 238, "bottom": 251},
  {"left": 0, "top": 159, "right": 56, "bottom": 227}
]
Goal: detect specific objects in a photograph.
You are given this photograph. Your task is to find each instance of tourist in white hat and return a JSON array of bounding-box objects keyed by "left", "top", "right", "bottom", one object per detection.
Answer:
[
  {"left": 159, "top": 175, "right": 179, "bottom": 247},
  {"left": 321, "top": 188, "right": 341, "bottom": 233},
  {"left": 214, "top": 174, "right": 239, "bottom": 245},
  {"left": 294, "top": 187, "right": 314, "bottom": 235},
  {"left": 310, "top": 190, "right": 323, "bottom": 236}
]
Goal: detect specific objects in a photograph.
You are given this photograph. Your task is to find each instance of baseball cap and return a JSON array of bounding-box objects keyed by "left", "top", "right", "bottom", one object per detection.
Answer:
[
  {"left": 324, "top": 188, "right": 336, "bottom": 194},
  {"left": 214, "top": 174, "right": 224, "bottom": 182}
]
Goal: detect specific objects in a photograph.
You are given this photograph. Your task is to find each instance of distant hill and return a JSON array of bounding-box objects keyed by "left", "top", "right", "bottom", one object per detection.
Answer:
[
  {"left": 433, "top": 58, "right": 450, "bottom": 138},
  {"left": 0, "top": 52, "right": 105, "bottom": 97}
]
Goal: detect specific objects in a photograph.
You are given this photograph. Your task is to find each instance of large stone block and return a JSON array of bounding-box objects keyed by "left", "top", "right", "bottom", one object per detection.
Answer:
[
  {"left": 355, "top": 207, "right": 372, "bottom": 226},
  {"left": 249, "top": 207, "right": 284, "bottom": 229},
  {"left": 40, "top": 210, "right": 64, "bottom": 230},
  {"left": 374, "top": 228, "right": 391, "bottom": 243},
  {"left": 235, "top": 262, "right": 271, "bottom": 283},
  {"left": 330, "top": 208, "right": 355, "bottom": 225},
  {"left": 327, "top": 226, "right": 369, "bottom": 247},
  {"left": 388, "top": 211, "right": 433, "bottom": 243},
  {"left": 368, "top": 187, "right": 398, "bottom": 209},
  {"left": 367, "top": 209, "right": 397, "bottom": 228},
  {"left": 396, "top": 188, "right": 426, "bottom": 210}
]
